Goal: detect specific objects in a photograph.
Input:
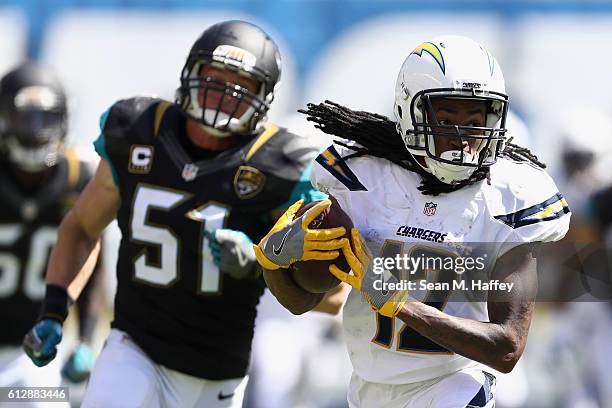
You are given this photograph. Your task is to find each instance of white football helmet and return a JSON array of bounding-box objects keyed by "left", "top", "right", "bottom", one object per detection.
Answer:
[{"left": 394, "top": 35, "right": 508, "bottom": 184}]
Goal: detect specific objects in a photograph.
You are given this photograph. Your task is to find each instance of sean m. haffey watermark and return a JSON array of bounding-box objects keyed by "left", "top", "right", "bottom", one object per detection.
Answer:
[{"left": 371, "top": 252, "right": 515, "bottom": 293}]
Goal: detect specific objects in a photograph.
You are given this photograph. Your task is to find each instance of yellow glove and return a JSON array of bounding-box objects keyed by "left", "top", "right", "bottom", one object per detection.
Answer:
[
  {"left": 254, "top": 199, "right": 347, "bottom": 270},
  {"left": 330, "top": 228, "right": 407, "bottom": 317}
]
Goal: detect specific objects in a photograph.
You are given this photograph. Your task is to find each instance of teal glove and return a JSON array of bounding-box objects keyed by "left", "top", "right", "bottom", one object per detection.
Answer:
[
  {"left": 207, "top": 229, "right": 258, "bottom": 280},
  {"left": 62, "top": 342, "right": 94, "bottom": 383},
  {"left": 23, "top": 319, "right": 63, "bottom": 367}
]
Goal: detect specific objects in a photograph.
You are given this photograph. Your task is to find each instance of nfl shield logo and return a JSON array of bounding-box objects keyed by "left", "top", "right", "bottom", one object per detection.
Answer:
[
  {"left": 423, "top": 202, "right": 437, "bottom": 216},
  {"left": 182, "top": 163, "right": 199, "bottom": 181}
]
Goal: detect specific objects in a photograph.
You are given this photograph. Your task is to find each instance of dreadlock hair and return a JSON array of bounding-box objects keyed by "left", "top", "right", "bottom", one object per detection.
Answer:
[{"left": 298, "top": 100, "right": 545, "bottom": 196}]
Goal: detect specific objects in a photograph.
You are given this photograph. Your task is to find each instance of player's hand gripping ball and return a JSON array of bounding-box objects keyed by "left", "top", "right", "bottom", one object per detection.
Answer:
[
  {"left": 289, "top": 198, "right": 353, "bottom": 293},
  {"left": 254, "top": 199, "right": 347, "bottom": 270}
]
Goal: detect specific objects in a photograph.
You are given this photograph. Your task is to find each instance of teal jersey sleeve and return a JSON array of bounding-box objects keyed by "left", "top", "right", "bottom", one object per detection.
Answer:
[
  {"left": 276, "top": 161, "right": 327, "bottom": 211},
  {"left": 93, "top": 107, "right": 120, "bottom": 188}
]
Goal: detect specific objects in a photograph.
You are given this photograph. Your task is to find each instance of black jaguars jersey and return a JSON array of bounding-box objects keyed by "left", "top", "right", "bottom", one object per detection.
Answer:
[
  {"left": 95, "top": 97, "right": 321, "bottom": 380},
  {"left": 0, "top": 152, "right": 92, "bottom": 345}
]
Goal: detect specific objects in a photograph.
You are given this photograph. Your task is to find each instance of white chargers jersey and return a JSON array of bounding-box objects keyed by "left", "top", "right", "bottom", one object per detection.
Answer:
[{"left": 310, "top": 144, "right": 570, "bottom": 384}]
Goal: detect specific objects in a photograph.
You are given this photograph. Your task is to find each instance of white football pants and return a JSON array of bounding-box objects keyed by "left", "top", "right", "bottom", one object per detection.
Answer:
[{"left": 82, "top": 329, "right": 247, "bottom": 408}]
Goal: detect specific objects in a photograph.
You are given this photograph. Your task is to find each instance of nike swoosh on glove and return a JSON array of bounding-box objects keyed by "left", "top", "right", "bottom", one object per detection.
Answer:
[{"left": 254, "top": 199, "right": 347, "bottom": 270}]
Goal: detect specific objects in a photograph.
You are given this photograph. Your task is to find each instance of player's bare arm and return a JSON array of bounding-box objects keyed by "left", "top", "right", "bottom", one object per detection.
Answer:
[
  {"left": 312, "top": 282, "right": 350, "bottom": 315},
  {"left": 263, "top": 269, "right": 348, "bottom": 316},
  {"left": 263, "top": 274, "right": 349, "bottom": 316},
  {"left": 46, "top": 158, "right": 119, "bottom": 298},
  {"left": 24, "top": 159, "right": 120, "bottom": 367},
  {"left": 263, "top": 268, "right": 326, "bottom": 314},
  {"left": 396, "top": 243, "right": 537, "bottom": 373}
]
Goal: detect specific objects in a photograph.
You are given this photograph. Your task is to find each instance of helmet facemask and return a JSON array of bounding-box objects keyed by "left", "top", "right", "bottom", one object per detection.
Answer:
[
  {"left": 3, "top": 134, "right": 64, "bottom": 172},
  {"left": 177, "top": 58, "right": 270, "bottom": 137},
  {"left": 177, "top": 21, "right": 281, "bottom": 137},
  {"left": 401, "top": 88, "right": 508, "bottom": 185},
  {"left": 0, "top": 86, "right": 67, "bottom": 173}
]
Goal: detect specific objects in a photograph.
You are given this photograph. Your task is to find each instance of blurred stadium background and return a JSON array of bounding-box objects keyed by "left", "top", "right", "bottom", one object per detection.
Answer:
[{"left": 1, "top": 0, "right": 611, "bottom": 407}]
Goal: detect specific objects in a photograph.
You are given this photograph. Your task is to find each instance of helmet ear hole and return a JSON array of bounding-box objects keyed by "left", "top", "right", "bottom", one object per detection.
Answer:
[{"left": 397, "top": 105, "right": 403, "bottom": 119}]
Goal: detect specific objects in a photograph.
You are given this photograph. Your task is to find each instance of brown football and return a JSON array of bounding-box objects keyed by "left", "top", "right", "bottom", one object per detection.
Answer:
[{"left": 289, "top": 198, "right": 353, "bottom": 293}]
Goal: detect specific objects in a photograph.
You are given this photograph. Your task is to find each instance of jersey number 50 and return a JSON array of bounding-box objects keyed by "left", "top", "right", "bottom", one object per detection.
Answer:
[{"left": 0, "top": 226, "right": 57, "bottom": 300}]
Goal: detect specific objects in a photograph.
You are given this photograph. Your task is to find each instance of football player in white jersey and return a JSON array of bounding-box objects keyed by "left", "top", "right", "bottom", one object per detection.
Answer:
[{"left": 254, "top": 35, "right": 571, "bottom": 408}]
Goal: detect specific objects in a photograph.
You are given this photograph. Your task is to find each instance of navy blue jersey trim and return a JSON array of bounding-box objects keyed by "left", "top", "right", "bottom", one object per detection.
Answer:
[
  {"left": 315, "top": 145, "right": 366, "bottom": 192},
  {"left": 494, "top": 192, "right": 570, "bottom": 229}
]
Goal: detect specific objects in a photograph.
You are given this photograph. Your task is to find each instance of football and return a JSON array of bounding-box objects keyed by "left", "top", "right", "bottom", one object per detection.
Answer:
[{"left": 289, "top": 198, "right": 353, "bottom": 293}]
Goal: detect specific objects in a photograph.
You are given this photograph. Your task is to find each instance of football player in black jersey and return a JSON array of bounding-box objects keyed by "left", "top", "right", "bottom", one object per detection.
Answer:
[
  {"left": 0, "top": 63, "right": 101, "bottom": 399},
  {"left": 23, "top": 20, "right": 334, "bottom": 407}
]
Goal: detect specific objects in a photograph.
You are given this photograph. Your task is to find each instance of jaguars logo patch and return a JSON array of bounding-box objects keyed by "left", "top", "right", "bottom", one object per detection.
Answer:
[{"left": 233, "top": 166, "right": 266, "bottom": 199}]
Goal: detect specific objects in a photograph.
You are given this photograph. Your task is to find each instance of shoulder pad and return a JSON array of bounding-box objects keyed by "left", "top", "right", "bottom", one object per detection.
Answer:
[
  {"left": 103, "top": 97, "right": 171, "bottom": 148},
  {"left": 487, "top": 159, "right": 571, "bottom": 242},
  {"left": 100, "top": 97, "right": 174, "bottom": 161},
  {"left": 245, "top": 124, "right": 320, "bottom": 181},
  {"left": 310, "top": 144, "right": 368, "bottom": 194},
  {"left": 280, "top": 130, "right": 320, "bottom": 167},
  {"left": 95, "top": 97, "right": 173, "bottom": 186}
]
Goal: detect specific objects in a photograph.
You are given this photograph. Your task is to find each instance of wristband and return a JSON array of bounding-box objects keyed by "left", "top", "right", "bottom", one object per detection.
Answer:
[{"left": 40, "top": 284, "right": 74, "bottom": 323}]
